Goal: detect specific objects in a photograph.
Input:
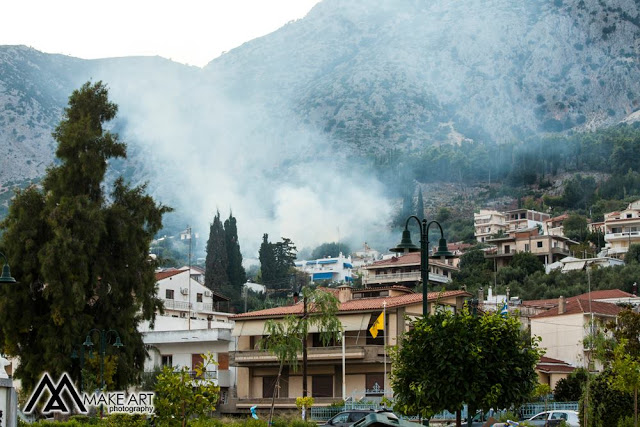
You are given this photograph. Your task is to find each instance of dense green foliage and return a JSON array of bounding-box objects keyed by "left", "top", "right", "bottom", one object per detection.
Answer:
[
  {"left": 391, "top": 309, "right": 540, "bottom": 419},
  {"left": 154, "top": 353, "right": 220, "bottom": 427},
  {"left": 310, "top": 242, "right": 351, "bottom": 260},
  {"left": 580, "top": 369, "right": 633, "bottom": 427},
  {"left": 258, "top": 234, "right": 297, "bottom": 289},
  {"left": 0, "top": 81, "right": 170, "bottom": 391},
  {"left": 553, "top": 368, "right": 588, "bottom": 402}
]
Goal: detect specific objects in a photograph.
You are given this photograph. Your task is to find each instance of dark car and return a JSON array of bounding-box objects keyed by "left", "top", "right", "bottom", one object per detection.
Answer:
[
  {"left": 322, "top": 410, "right": 376, "bottom": 427},
  {"left": 323, "top": 409, "right": 397, "bottom": 427}
]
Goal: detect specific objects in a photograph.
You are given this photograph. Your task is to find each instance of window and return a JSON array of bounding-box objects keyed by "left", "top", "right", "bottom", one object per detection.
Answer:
[
  {"left": 504, "top": 245, "right": 511, "bottom": 253},
  {"left": 524, "top": 244, "right": 530, "bottom": 251},
  {"left": 628, "top": 214, "right": 633, "bottom": 218},
  {"left": 165, "top": 289, "right": 174, "bottom": 299},
  {"left": 196, "top": 293, "right": 203, "bottom": 302},
  {"left": 312, "top": 375, "right": 333, "bottom": 397},
  {"left": 537, "top": 241, "right": 543, "bottom": 248},
  {"left": 161, "top": 355, "right": 173, "bottom": 367},
  {"left": 218, "top": 353, "right": 229, "bottom": 370},
  {"left": 263, "top": 371, "right": 289, "bottom": 397},
  {"left": 366, "top": 373, "right": 385, "bottom": 395},
  {"left": 263, "top": 376, "right": 278, "bottom": 398}
]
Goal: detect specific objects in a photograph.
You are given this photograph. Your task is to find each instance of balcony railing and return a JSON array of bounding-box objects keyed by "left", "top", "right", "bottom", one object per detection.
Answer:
[
  {"left": 142, "top": 369, "right": 217, "bottom": 380},
  {"left": 605, "top": 231, "right": 640, "bottom": 241},
  {"left": 162, "top": 299, "right": 191, "bottom": 310},
  {"left": 364, "top": 271, "right": 449, "bottom": 285},
  {"left": 232, "top": 346, "right": 369, "bottom": 365}
]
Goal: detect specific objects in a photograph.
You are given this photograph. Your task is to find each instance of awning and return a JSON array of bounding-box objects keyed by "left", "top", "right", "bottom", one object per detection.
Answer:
[
  {"left": 343, "top": 262, "right": 353, "bottom": 269},
  {"left": 313, "top": 272, "right": 334, "bottom": 280},
  {"left": 562, "top": 261, "right": 586, "bottom": 272},
  {"left": 345, "top": 276, "right": 353, "bottom": 282},
  {"left": 318, "top": 259, "right": 338, "bottom": 264},
  {"left": 306, "top": 261, "right": 317, "bottom": 265}
]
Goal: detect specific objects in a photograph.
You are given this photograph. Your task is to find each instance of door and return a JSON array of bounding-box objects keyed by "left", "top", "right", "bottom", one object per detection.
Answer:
[
  {"left": 312, "top": 375, "right": 333, "bottom": 398},
  {"left": 191, "top": 353, "right": 204, "bottom": 378}
]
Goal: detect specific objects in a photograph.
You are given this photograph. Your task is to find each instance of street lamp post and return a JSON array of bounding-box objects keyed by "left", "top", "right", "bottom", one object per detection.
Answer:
[
  {"left": 70, "top": 345, "right": 87, "bottom": 392},
  {"left": 82, "top": 329, "right": 123, "bottom": 391},
  {"left": 390, "top": 216, "right": 453, "bottom": 427},
  {"left": 390, "top": 216, "right": 453, "bottom": 316}
]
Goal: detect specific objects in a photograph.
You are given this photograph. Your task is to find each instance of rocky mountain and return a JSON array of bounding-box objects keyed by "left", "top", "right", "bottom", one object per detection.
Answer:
[{"left": 0, "top": 0, "right": 639, "bottom": 240}]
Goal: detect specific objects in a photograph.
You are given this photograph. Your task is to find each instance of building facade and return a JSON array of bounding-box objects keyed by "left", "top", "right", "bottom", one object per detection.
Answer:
[
  {"left": 361, "top": 252, "right": 458, "bottom": 288},
  {"left": 602, "top": 199, "right": 640, "bottom": 259},
  {"left": 485, "top": 227, "right": 576, "bottom": 270},
  {"left": 228, "top": 286, "right": 471, "bottom": 411},
  {"left": 140, "top": 269, "right": 234, "bottom": 403},
  {"left": 294, "top": 252, "right": 354, "bottom": 283}
]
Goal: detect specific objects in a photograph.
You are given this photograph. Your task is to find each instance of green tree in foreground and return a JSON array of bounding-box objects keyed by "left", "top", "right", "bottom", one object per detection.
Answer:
[
  {"left": 0, "top": 81, "right": 170, "bottom": 391},
  {"left": 258, "top": 288, "right": 342, "bottom": 423},
  {"left": 553, "top": 368, "right": 588, "bottom": 402},
  {"left": 391, "top": 308, "right": 540, "bottom": 424},
  {"left": 154, "top": 352, "right": 220, "bottom": 427}
]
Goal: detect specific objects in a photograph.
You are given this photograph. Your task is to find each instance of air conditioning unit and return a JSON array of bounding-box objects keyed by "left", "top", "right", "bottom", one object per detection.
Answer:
[
  {"left": 180, "top": 288, "right": 188, "bottom": 295},
  {"left": 204, "top": 290, "right": 212, "bottom": 297}
]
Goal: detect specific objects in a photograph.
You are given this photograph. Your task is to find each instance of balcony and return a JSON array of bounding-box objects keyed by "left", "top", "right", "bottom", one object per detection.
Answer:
[
  {"left": 231, "top": 345, "right": 381, "bottom": 367},
  {"left": 605, "top": 231, "right": 640, "bottom": 241},
  {"left": 485, "top": 249, "right": 516, "bottom": 258},
  {"left": 364, "top": 271, "right": 449, "bottom": 285}
]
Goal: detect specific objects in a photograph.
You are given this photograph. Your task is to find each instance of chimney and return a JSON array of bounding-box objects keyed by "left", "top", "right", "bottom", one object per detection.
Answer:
[
  {"left": 558, "top": 296, "right": 565, "bottom": 314},
  {"left": 338, "top": 284, "right": 352, "bottom": 303},
  {"left": 478, "top": 287, "right": 484, "bottom": 302}
]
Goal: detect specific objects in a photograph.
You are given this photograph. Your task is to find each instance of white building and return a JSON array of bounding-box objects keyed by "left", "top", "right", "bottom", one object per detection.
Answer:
[
  {"left": 140, "top": 269, "right": 235, "bottom": 403},
  {"left": 294, "top": 252, "right": 354, "bottom": 283},
  {"left": 602, "top": 199, "right": 640, "bottom": 259}
]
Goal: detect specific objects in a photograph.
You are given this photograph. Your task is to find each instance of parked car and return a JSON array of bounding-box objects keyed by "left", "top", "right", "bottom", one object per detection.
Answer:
[
  {"left": 525, "top": 410, "right": 579, "bottom": 427},
  {"left": 321, "top": 410, "right": 376, "bottom": 427},
  {"left": 352, "top": 411, "right": 415, "bottom": 427},
  {"left": 460, "top": 409, "right": 500, "bottom": 426}
]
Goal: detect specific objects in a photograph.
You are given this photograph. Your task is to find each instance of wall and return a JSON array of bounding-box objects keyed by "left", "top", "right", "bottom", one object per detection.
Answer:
[{"left": 531, "top": 313, "right": 585, "bottom": 367}]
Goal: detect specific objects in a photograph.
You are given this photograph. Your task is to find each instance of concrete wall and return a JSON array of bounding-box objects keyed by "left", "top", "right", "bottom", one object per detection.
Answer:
[{"left": 531, "top": 313, "right": 585, "bottom": 367}]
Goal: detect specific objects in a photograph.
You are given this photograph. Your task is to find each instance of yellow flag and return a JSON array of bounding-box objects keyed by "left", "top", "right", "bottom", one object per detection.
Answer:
[{"left": 369, "top": 312, "right": 384, "bottom": 338}]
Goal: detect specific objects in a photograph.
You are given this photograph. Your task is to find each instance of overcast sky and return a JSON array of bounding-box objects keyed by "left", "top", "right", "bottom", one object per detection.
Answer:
[{"left": 2, "top": 0, "right": 321, "bottom": 67}]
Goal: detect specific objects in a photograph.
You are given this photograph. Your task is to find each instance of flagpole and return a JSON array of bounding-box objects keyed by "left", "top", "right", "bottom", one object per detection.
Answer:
[{"left": 383, "top": 300, "right": 387, "bottom": 397}]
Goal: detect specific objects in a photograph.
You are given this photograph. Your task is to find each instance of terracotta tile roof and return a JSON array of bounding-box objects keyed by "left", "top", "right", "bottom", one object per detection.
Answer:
[
  {"left": 537, "top": 364, "right": 575, "bottom": 374},
  {"left": 532, "top": 299, "right": 622, "bottom": 318},
  {"left": 539, "top": 356, "right": 567, "bottom": 364},
  {"left": 522, "top": 289, "right": 635, "bottom": 308},
  {"left": 155, "top": 270, "right": 185, "bottom": 281},
  {"left": 231, "top": 290, "right": 471, "bottom": 319}
]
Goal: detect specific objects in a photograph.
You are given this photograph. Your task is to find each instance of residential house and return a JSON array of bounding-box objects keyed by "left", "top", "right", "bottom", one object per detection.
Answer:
[
  {"left": 530, "top": 296, "right": 622, "bottom": 370},
  {"left": 485, "top": 227, "right": 576, "bottom": 270},
  {"left": 474, "top": 209, "right": 507, "bottom": 243},
  {"left": 361, "top": 252, "right": 458, "bottom": 288},
  {"left": 294, "top": 252, "right": 354, "bottom": 283},
  {"left": 228, "top": 286, "right": 471, "bottom": 412},
  {"left": 140, "top": 269, "right": 235, "bottom": 403},
  {"left": 543, "top": 214, "right": 569, "bottom": 237},
  {"left": 602, "top": 199, "right": 640, "bottom": 259},
  {"left": 536, "top": 356, "right": 575, "bottom": 390}
]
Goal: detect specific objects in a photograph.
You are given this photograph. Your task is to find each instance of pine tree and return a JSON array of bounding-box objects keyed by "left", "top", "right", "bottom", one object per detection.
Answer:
[
  {"left": 204, "top": 211, "right": 228, "bottom": 293},
  {"left": 0, "top": 81, "right": 170, "bottom": 391},
  {"left": 224, "top": 212, "right": 245, "bottom": 302}
]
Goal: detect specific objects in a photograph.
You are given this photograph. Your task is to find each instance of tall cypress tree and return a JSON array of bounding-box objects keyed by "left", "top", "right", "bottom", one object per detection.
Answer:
[
  {"left": 259, "top": 234, "right": 277, "bottom": 287},
  {"left": 204, "top": 211, "right": 228, "bottom": 292},
  {"left": 0, "top": 81, "right": 170, "bottom": 391},
  {"left": 416, "top": 188, "right": 425, "bottom": 218},
  {"left": 224, "top": 212, "right": 245, "bottom": 302}
]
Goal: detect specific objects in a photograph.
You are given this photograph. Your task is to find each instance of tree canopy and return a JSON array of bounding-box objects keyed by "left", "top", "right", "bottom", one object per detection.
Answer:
[
  {"left": 310, "top": 242, "right": 351, "bottom": 260},
  {"left": 0, "top": 81, "right": 170, "bottom": 391},
  {"left": 204, "top": 211, "right": 228, "bottom": 293},
  {"left": 391, "top": 309, "right": 540, "bottom": 419},
  {"left": 259, "top": 234, "right": 297, "bottom": 289}
]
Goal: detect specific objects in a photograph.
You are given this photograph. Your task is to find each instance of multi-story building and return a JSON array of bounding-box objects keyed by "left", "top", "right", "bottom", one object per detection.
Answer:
[
  {"left": 485, "top": 227, "right": 576, "bottom": 270},
  {"left": 140, "top": 269, "right": 235, "bottom": 403},
  {"left": 473, "top": 209, "right": 507, "bottom": 243},
  {"left": 361, "top": 252, "right": 458, "bottom": 288},
  {"left": 530, "top": 296, "right": 622, "bottom": 370},
  {"left": 543, "top": 214, "right": 569, "bottom": 237},
  {"left": 294, "top": 252, "right": 354, "bottom": 283},
  {"left": 228, "top": 285, "right": 471, "bottom": 411},
  {"left": 602, "top": 199, "right": 640, "bottom": 259},
  {"left": 474, "top": 208, "right": 550, "bottom": 243}
]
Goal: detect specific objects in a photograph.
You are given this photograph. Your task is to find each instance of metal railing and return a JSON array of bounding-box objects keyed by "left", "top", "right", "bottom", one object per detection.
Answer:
[
  {"left": 365, "top": 271, "right": 450, "bottom": 285},
  {"left": 162, "top": 299, "right": 190, "bottom": 310}
]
